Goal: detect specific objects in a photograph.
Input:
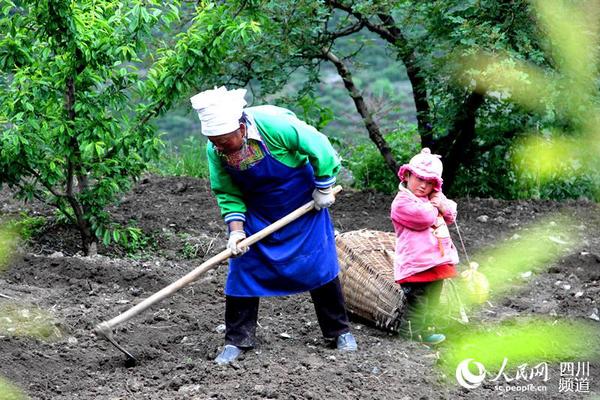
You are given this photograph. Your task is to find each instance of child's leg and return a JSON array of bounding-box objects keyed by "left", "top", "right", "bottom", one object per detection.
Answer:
[
  {"left": 399, "top": 282, "right": 428, "bottom": 339},
  {"left": 424, "top": 280, "right": 444, "bottom": 308},
  {"left": 421, "top": 280, "right": 444, "bottom": 330},
  {"left": 399, "top": 280, "right": 444, "bottom": 339}
]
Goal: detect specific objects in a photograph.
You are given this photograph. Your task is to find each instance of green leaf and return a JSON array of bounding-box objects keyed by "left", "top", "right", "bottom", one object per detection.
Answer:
[
  {"left": 94, "top": 142, "right": 105, "bottom": 157},
  {"left": 102, "top": 230, "right": 111, "bottom": 246}
]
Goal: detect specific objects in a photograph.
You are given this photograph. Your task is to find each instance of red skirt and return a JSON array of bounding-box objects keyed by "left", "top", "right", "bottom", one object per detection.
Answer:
[{"left": 396, "top": 263, "right": 457, "bottom": 284}]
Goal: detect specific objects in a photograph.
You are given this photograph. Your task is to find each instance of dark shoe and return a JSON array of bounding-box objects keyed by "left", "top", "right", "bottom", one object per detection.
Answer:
[
  {"left": 215, "top": 345, "right": 242, "bottom": 365},
  {"left": 419, "top": 333, "right": 445, "bottom": 345},
  {"left": 336, "top": 332, "right": 357, "bottom": 352}
]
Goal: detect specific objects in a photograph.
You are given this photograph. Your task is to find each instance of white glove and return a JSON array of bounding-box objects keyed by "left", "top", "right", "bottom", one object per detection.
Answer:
[
  {"left": 227, "top": 230, "right": 248, "bottom": 257},
  {"left": 312, "top": 186, "right": 335, "bottom": 210}
]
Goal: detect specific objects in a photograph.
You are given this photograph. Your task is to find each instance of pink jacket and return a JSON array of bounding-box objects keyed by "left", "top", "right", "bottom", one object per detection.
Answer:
[{"left": 390, "top": 187, "right": 459, "bottom": 282}]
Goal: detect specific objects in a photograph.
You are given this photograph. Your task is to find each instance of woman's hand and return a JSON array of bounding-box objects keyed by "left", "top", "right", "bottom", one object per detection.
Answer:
[{"left": 227, "top": 221, "right": 249, "bottom": 257}]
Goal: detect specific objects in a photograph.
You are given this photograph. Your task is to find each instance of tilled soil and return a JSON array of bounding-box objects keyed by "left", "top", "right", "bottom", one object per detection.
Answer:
[{"left": 0, "top": 175, "right": 599, "bottom": 400}]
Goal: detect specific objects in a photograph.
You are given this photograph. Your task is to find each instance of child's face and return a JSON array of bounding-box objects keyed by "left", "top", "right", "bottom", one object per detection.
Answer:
[{"left": 405, "top": 173, "right": 435, "bottom": 197}]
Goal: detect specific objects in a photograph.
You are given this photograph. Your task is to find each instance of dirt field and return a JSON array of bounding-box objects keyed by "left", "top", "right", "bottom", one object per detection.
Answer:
[{"left": 0, "top": 175, "right": 598, "bottom": 400}]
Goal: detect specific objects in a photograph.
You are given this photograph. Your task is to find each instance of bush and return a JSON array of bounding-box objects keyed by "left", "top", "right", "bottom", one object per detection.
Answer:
[
  {"left": 341, "top": 123, "right": 421, "bottom": 194},
  {"left": 4, "top": 213, "right": 46, "bottom": 241},
  {"left": 451, "top": 138, "right": 600, "bottom": 201},
  {"left": 511, "top": 138, "right": 600, "bottom": 201},
  {"left": 450, "top": 142, "right": 516, "bottom": 199}
]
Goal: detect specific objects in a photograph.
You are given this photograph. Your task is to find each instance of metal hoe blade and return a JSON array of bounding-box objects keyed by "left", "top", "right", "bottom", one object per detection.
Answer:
[{"left": 95, "top": 322, "right": 137, "bottom": 366}]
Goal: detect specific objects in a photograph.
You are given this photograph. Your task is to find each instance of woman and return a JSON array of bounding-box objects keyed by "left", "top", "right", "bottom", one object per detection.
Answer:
[{"left": 190, "top": 87, "right": 357, "bottom": 365}]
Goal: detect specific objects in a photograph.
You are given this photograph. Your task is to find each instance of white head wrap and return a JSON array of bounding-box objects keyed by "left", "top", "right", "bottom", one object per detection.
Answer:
[{"left": 190, "top": 86, "right": 247, "bottom": 136}]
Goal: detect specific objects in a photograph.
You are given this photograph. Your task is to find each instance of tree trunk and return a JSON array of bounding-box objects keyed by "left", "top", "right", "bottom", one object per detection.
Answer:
[
  {"left": 323, "top": 49, "right": 400, "bottom": 176},
  {"left": 325, "top": 1, "right": 432, "bottom": 161},
  {"left": 80, "top": 225, "right": 98, "bottom": 256},
  {"left": 65, "top": 76, "right": 98, "bottom": 256},
  {"left": 435, "top": 91, "right": 485, "bottom": 192},
  {"left": 375, "top": 14, "right": 434, "bottom": 146}
]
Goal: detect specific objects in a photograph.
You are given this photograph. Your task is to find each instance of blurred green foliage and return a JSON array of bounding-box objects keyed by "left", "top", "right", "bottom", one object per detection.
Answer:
[
  {"left": 451, "top": 0, "right": 600, "bottom": 201},
  {"left": 440, "top": 317, "right": 599, "bottom": 377},
  {"left": 451, "top": 136, "right": 600, "bottom": 201},
  {"left": 0, "top": 377, "right": 26, "bottom": 400}
]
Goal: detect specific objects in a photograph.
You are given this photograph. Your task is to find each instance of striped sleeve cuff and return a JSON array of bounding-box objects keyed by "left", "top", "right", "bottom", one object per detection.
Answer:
[
  {"left": 224, "top": 212, "right": 246, "bottom": 223},
  {"left": 314, "top": 176, "right": 336, "bottom": 189}
]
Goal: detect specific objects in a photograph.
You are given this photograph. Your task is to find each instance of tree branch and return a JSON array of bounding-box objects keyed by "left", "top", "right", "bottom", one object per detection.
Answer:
[
  {"left": 20, "top": 164, "right": 66, "bottom": 199},
  {"left": 375, "top": 13, "right": 434, "bottom": 144},
  {"left": 322, "top": 49, "right": 399, "bottom": 175},
  {"left": 326, "top": 21, "right": 365, "bottom": 41},
  {"left": 12, "top": 181, "right": 76, "bottom": 224},
  {"left": 325, "top": 0, "right": 396, "bottom": 42},
  {"left": 325, "top": 0, "right": 434, "bottom": 142}
]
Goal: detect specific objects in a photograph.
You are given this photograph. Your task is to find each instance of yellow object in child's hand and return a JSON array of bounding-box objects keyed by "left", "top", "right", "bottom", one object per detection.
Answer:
[{"left": 460, "top": 262, "right": 490, "bottom": 304}]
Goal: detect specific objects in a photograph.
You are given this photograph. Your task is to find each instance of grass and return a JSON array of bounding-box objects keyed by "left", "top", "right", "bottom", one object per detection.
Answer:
[
  {"left": 0, "top": 227, "right": 18, "bottom": 273},
  {"left": 0, "top": 303, "right": 62, "bottom": 341},
  {"left": 150, "top": 136, "right": 209, "bottom": 178}
]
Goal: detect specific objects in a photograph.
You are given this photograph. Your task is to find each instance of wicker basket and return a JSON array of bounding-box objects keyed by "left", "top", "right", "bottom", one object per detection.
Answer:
[{"left": 336, "top": 229, "right": 405, "bottom": 332}]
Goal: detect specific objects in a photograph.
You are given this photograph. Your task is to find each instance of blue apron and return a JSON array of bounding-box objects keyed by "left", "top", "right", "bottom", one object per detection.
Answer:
[{"left": 223, "top": 138, "right": 339, "bottom": 297}]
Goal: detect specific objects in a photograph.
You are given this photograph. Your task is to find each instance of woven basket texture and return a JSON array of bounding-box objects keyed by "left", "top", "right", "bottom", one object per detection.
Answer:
[{"left": 336, "top": 229, "right": 405, "bottom": 332}]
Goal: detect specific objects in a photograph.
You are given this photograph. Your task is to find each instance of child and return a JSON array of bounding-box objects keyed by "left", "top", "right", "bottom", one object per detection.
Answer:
[{"left": 390, "top": 148, "right": 459, "bottom": 345}]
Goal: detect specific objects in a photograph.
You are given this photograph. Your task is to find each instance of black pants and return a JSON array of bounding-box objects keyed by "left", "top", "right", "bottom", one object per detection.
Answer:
[
  {"left": 399, "top": 280, "right": 444, "bottom": 339},
  {"left": 224, "top": 277, "right": 350, "bottom": 348}
]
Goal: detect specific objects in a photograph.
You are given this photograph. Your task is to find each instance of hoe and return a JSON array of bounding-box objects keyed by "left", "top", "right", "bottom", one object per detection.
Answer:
[{"left": 95, "top": 186, "right": 342, "bottom": 365}]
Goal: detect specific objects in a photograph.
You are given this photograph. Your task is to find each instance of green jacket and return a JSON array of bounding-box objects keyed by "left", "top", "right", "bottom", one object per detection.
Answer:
[{"left": 207, "top": 105, "right": 340, "bottom": 223}]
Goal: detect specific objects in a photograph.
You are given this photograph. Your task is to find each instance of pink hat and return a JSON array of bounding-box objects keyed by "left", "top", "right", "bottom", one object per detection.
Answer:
[{"left": 398, "top": 148, "right": 444, "bottom": 191}]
